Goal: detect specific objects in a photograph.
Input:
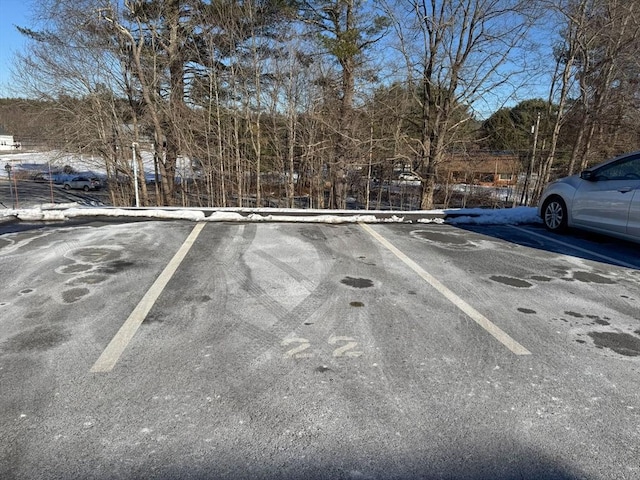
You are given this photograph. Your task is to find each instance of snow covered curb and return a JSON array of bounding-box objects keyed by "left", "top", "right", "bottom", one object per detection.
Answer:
[
  {"left": 445, "top": 206, "right": 542, "bottom": 225},
  {"left": 0, "top": 204, "right": 541, "bottom": 226}
]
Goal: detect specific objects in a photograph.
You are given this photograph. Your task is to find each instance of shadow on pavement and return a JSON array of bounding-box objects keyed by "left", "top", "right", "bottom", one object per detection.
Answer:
[
  {"left": 454, "top": 223, "right": 640, "bottom": 271},
  {"left": 18, "top": 441, "right": 590, "bottom": 480}
]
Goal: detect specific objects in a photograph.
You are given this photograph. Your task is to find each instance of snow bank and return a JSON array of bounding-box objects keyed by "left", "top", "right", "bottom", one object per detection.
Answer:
[
  {"left": 0, "top": 205, "right": 541, "bottom": 226},
  {"left": 64, "top": 208, "right": 207, "bottom": 222},
  {"left": 445, "top": 206, "right": 542, "bottom": 225}
]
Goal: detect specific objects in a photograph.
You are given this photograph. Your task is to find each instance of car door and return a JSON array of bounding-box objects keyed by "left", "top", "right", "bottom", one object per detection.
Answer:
[
  {"left": 627, "top": 189, "right": 640, "bottom": 239},
  {"left": 571, "top": 154, "right": 640, "bottom": 234},
  {"left": 68, "top": 177, "right": 80, "bottom": 189},
  {"left": 73, "top": 177, "right": 88, "bottom": 189}
]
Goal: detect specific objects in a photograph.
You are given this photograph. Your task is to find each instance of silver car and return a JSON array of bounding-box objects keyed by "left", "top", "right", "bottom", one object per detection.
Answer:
[
  {"left": 538, "top": 150, "right": 640, "bottom": 243},
  {"left": 63, "top": 176, "right": 102, "bottom": 191}
]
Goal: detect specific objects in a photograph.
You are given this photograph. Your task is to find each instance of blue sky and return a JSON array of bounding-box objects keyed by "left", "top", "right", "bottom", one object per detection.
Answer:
[
  {"left": 0, "top": 0, "right": 33, "bottom": 97},
  {"left": 0, "top": 0, "right": 555, "bottom": 109}
]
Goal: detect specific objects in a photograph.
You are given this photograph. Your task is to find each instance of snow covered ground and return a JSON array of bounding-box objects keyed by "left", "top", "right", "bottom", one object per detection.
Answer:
[{"left": 0, "top": 149, "right": 191, "bottom": 180}]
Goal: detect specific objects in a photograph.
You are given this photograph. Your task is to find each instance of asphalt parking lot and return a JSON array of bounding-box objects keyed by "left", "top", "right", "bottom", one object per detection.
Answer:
[{"left": 1, "top": 219, "right": 639, "bottom": 479}]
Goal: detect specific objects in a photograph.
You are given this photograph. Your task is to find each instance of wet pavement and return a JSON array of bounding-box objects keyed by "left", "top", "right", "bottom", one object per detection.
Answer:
[{"left": 1, "top": 220, "right": 639, "bottom": 479}]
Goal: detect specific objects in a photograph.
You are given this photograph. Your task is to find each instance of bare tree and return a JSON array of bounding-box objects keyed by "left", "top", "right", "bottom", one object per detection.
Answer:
[
  {"left": 566, "top": 0, "right": 640, "bottom": 174},
  {"left": 390, "top": 0, "right": 538, "bottom": 209},
  {"left": 14, "top": 0, "right": 145, "bottom": 205},
  {"left": 532, "top": 0, "right": 588, "bottom": 203},
  {"left": 99, "top": 0, "right": 194, "bottom": 205},
  {"left": 300, "top": 0, "right": 388, "bottom": 208}
]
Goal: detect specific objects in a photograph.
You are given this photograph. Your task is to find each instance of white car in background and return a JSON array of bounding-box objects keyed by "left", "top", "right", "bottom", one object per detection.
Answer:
[{"left": 538, "top": 150, "right": 640, "bottom": 243}]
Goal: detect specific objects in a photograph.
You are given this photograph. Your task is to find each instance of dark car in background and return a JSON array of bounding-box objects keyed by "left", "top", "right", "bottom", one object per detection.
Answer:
[{"left": 32, "top": 172, "right": 53, "bottom": 183}]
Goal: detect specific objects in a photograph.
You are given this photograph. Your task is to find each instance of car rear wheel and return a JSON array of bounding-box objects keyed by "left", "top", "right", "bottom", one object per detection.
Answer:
[
  {"left": 63, "top": 184, "right": 70, "bottom": 190},
  {"left": 83, "top": 185, "right": 90, "bottom": 191},
  {"left": 542, "top": 196, "right": 568, "bottom": 232}
]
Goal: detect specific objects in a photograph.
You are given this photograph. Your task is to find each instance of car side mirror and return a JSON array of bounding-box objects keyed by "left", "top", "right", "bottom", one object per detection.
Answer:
[{"left": 580, "top": 170, "right": 596, "bottom": 181}]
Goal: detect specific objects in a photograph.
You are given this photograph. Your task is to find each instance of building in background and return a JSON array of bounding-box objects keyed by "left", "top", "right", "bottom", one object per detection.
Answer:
[
  {"left": 442, "top": 152, "right": 522, "bottom": 187},
  {"left": 0, "top": 125, "right": 20, "bottom": 150}
]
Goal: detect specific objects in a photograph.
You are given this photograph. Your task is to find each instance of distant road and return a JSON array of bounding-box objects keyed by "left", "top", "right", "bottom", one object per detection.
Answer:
[{"left": 0, "top": 178, "right": 109, "bottom": 208}]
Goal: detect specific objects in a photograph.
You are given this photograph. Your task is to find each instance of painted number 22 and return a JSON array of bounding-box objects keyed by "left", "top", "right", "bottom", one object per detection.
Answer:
[{"left": 282, "top": 336, "right": 363, "bottom": 359}]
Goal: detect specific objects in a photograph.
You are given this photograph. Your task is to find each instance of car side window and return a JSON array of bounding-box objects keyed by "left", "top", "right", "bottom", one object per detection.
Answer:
[{"left": 595, "top": 156, "right": 640, "bottom": 181}]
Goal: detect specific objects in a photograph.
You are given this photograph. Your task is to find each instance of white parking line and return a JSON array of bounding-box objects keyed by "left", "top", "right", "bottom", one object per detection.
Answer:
[
  {"left": 360, "top": 223, "right": 531, "bottom": 356},
  {"left": 90, "top": 223, "right": 206, "bottom": 373},
  {"left": 511, "top": 226, "right": 639, "bottom": 270}
]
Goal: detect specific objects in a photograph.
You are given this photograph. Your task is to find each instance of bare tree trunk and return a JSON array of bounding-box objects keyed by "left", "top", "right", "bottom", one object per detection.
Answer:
[
  {"left": 287, "top": 109, "right": 297, "bottom": 208},
  {"left": 567, "top": 0, "right": 638, "bottom": 174},
  {"left": 535, "top": 0, "right": 586, "bottom": 200},
  {"left": 233, "top": 112, "right": 243, "bottom": 207},
  {"left": 394, "top": 0, "right": 535, "bottom": 209}
]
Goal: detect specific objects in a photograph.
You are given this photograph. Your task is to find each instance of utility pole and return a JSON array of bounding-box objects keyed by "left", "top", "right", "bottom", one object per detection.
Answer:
[
  {"left": 520, "top": 112, "right": 541, "bottom": 206},
  {"left": 4, "top": 164, "right": 14, "bottom": 208},
  {"left": 366, "top": 122, "right": 373, "bottom": 210},
  {"left": 48, "top": 162, "right": 54, "bottom": 203},
  {"left": 132, "top": 143, "right": 140, "bottom": 207},
  {"left": 528, "top": 112, "right": 541, "bottom": 205}
]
